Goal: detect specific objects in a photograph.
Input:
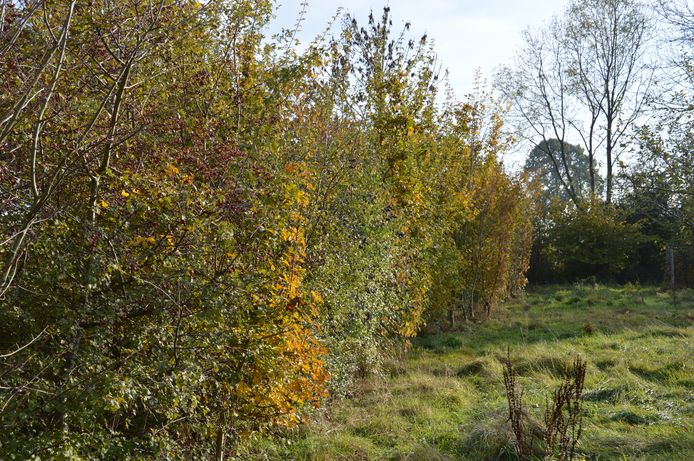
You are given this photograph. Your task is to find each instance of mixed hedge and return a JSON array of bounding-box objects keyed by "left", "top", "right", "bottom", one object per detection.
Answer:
[{"left": 0, "top": 3, "right": 535, "bottom": 458}]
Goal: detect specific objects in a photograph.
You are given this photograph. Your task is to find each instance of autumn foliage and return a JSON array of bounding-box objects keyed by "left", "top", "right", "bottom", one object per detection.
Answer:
[{"left": 0, "top": 3, "right": 535, "bottom": 458}]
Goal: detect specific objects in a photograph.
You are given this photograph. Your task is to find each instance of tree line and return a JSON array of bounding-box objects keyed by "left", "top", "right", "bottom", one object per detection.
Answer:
[
  {"left": 0, "top": 2, "right": 535, "bottom": 458},
  {"left": 498, "top": 0, "right": 694, "bottom": 284}
]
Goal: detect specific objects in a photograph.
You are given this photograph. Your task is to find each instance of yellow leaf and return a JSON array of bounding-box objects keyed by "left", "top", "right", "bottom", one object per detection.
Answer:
[
  {"left": 310, "top": 291, "right": 324, "bottom": 304},
  {"left": 295, "top": 190, "right": 309, "bottom": 207},
  {"left": 280, "top": 228, "right": 293, "bottom": 241},
  {"left": 132, "top": 235, "right": 157, "bottom": 247},
  {"left": 164, "top": 163, "right": 180, "bottom": 176},
  {"left": 121, "top": 190, "right": 130, "bottom": 197},
  {"left": 98, "top": 199, "right": 109, "bottom": 208}
]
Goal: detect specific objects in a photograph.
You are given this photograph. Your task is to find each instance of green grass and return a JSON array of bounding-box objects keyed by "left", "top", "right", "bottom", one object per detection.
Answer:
[{"left": 239, "top": 285, "right": 694, "bottom": 460}]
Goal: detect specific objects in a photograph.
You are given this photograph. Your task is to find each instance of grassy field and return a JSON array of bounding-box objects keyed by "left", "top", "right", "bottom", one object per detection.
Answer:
[{"left": 240, "top": 285, "right": 694, "bottom": 460}]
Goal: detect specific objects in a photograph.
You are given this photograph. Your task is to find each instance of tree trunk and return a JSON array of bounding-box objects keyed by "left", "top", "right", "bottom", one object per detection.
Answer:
[{"left": 605, "top": 118, "right": 613, "bottom": 204}]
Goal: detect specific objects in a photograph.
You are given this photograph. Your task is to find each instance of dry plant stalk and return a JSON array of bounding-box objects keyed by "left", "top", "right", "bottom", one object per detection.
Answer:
[
  {"left": 543, "top": 356, "right": 586, "bottom": 460},
  {"left": 503, "top": 352, "right": 587, "bottom": 461},
  {"left": 503, "top": 349, "right": 530, "bottom": 460}
]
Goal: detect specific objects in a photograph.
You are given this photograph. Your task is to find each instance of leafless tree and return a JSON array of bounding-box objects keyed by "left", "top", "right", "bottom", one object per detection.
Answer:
[
  {"left": 565, "top": 0, "right": 653, "bottom": 204},
  {"left": 497, "top": 22, "right": 584, "bottom": 207},
  {"left": 497, "top": 0, "right": 653, "bottom": 204},
  {"left": 652, "top": 0, "right": 694, "bottom": 118}
]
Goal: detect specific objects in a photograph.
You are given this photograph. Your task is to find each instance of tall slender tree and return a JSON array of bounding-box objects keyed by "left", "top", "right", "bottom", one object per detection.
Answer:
[{"left": 497, "top": 0, "right": 653, "bottom": 204}]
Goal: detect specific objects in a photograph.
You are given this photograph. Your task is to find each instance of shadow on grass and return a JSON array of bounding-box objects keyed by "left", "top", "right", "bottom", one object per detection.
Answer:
[{"left": 415, "top": 285, "right": 693, "bottom": 354}]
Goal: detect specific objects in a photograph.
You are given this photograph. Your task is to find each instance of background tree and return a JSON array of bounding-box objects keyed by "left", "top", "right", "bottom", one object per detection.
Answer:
[
  {"left": 655, "top": 0, "right": 694, "bottom": 111},
  {"left": 524, "top": 139, "right": 602, "bottom": 204},
  {"left": 497, "top": 0, "right": 653, "bottom": 204},
  {"left": 613, "top": 0, "right": 694, "bottom": 286},
  {"left": 565, "top": 0, "right": 653, "bottom": 204},
  {"left": 539, "top": 202, "right": 644, "bottom": 281},
  {"left": 496, "top": 21, "right": 584, "bottom": 207}
]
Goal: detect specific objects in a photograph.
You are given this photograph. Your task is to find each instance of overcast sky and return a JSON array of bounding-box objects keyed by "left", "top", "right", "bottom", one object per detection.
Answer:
[{"left": 267, "top": 0, "right": 571, "bottom": 98}]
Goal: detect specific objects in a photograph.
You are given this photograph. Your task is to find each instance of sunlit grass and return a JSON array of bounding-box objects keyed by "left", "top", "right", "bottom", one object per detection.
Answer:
[{"left": 239, "top": 285, "right": 694, "bottom": 460}]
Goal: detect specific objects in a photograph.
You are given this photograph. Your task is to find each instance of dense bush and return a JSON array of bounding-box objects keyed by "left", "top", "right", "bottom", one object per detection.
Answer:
[
  {"left": 0, "top": 3, "right": 536, "bottom": 458},
  {"left": 531, "top": 201, "right": 644, "bottom": 283}
]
